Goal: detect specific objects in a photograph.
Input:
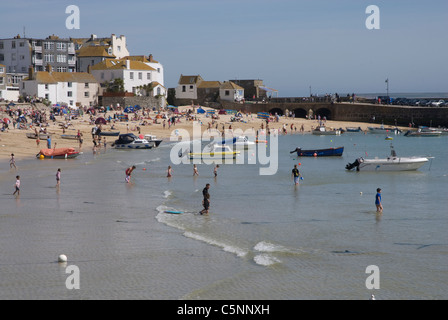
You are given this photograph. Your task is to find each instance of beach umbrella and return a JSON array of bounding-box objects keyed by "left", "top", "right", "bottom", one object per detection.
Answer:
[
  {"left": 3, "top": 118, "right": 10, "bottom": 123},
  {"left": 134, "top": 105, "right": 141, "bottom": 110},
  {"left": 95, "top": 117, "right": 107, "bottom": 125},
  {"left": 124, "top": 106, "right": 134, "bottom": 113}
]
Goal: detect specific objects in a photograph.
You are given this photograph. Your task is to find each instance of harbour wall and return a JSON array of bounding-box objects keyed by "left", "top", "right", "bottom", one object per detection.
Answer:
[{"left": 217, "top": 101, "right": 448, "bottom": 127}]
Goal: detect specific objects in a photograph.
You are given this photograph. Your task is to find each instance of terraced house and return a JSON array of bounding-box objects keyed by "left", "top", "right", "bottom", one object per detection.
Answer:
[{"left": 20, "top": 66, "right": 99, "bottom": 107}]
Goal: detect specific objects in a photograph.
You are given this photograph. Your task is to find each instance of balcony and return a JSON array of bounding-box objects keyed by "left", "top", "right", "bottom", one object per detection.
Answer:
[
  {"left": 33, "top": 58, "right": 43, "bottom": 66},
  {"left": 68, "top": 59, "right": 76, "bottom": 66},
  {"left": 32, "top": 46, "right": 42, "bottom": 53},
  {"left": 68, "top": 46, "right": 75, "bottom": 55}
]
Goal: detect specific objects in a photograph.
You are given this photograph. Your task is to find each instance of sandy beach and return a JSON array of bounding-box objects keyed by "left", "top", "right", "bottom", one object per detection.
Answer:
[{"left": 0, "top": 104, "right": 407, "bottom": 161}]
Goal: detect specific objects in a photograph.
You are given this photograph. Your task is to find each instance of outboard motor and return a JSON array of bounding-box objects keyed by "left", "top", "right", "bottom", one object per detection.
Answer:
[{"left": 346, "top": 158, "right": 362, "bottom": 171}]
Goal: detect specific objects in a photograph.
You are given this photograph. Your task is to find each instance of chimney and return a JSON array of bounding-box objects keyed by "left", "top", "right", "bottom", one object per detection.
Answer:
[
  {"left": 45, "top": 64, "right": 52, "bottom": 74},
  {"left": 126, "top": 59, "right": 130, "bottom": 70},
  {"left": 148, "top": 54, "right": 153, "bottom": 62},
  {"left": 28, "top": 66, "right": 35, "bottom": 80}
]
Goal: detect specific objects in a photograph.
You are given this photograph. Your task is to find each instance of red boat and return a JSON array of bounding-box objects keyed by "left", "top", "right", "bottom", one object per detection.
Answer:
[{"left": 36, "top": 148, "right": 80, "bottom": 159}]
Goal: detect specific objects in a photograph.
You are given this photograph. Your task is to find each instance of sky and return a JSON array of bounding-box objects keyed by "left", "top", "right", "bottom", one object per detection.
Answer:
[{"left": 1, "top": 0, "right": 447, "bottom": 97}]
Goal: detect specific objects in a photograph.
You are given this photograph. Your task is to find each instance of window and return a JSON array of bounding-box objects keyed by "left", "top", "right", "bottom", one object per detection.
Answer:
[
  {"left": 189, "top": 85, "right": 193, "bottom": 90},
  {"left": 45, "top": 94, "right": 49, "bottom": 100},
  {"left": 147, "top": 73, "right": 151, "bottom": 80},
  {"left": 0, "top": 67, "right": 4, "bottom": 73},
  {"left": 225, "top": 90, "right": 230, "bottom": 96},
  {"left": 22, "top": 82, "right": 25, "bottom": 89},
  {"left": 0, "top": 77, "right": 4, "bottom": 85},
  {"left": 0, "top": 54, "right": 3, "bottom": 61},
  {"left": 44, "top": 42, "right": 54, "bottom": 50},
  {"left": 20, "top": 55, "right": 25, "bottom": 60},
  {"left": 84, "top": 83, "right": 89, "bottom": 88},
  {"left": 182, "top": 85, "right": 186, "bottom": 92},
  {"left": 69, "top": 100, "right": 73, "bottom": 106},
  {"left": 157, "top": 68, "right": 160, "bottom": 73},
  {"left": 84, "top": 92, "right": 89, "bottom": 97},
  {"left": 12, "top": 41, "right": 16, "bottom": 49},
  {"left": 138, "top": 72, "right": 142, "bottom": 80},
  {"left": 19, "top": 42, "right": 25, "bottom": 47},
  {"left": 44, "top": 54, "right": 54, "bottom": 62},
  {"left": 117, "top": 46, "right": 121, "bottom": 52},
  {"left": 67, "top": 82, "right": 72, "bottom": 88},
  {"left": 67, "top": 91, "right": 73, "bottom": 97},
  {"left": 130, "top": 72, "right": 134, "bottom": 80},
  {"left": 157, "top": 87, "right": 161, "bottom": 95},
  {"left": 57, "top": 55, "right": 67, "bottom": 63},
  {"left": 11, "top": 53, "right": 16, "bottom": 61},
  {"left": 56, "top": 67, "right": 67, "bottom": 72},
  {"left": 56, "top": 43, "right": 67, "bottom": 51},
  {"left": 0, "top": 42, "right": 3, "bottom": 49},
  {"left": 45, "top": 84, "right": 49, "bottom": 90}
]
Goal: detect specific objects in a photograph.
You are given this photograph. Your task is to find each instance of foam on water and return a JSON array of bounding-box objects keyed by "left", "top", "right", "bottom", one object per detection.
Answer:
[
  {"left": 163, "top": 190, "right": 172, "bottom": 198},
  {"left": 253, "top": 254, "right": 281, "bottom": 266}
]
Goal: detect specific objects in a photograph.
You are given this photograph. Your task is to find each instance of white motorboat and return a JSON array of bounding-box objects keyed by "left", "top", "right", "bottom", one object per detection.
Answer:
[
  {"left": 345, "top": 145, "right": 429, "bottom": 171},
  {"left": 367, "top": 125, "right": 401, "bottom": 134},
  {"left": 312, "top": 126, "right": 341, "bottom": 135},
  {"left": 233, "top": 136, "right": 256, "bottom": 149},
  {"left": 112, "top": 133, "right": 154, "bottom": 149},
  {"left": 144, "top": 134, "right": 163, "bottom": 147}
]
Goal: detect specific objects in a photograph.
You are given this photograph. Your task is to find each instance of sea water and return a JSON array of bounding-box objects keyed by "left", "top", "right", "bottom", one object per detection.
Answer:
[{"left": 0, "top": 131, "right": 447, "bottom": 300}]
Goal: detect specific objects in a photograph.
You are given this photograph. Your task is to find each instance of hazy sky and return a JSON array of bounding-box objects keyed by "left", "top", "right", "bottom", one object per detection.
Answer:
[{"left": 2, "top": 0, "right": 447, "bottom": 96}]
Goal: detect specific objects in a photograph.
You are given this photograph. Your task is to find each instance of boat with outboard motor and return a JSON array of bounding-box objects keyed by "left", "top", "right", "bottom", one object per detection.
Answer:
[
  {"left": 290, "top": 146, "right": 344, "bottom": 157},
  {"left": 345, "top": 144, "right": 429, "bottom": 171},
  {"left": 112, "top": 133, "right": 154, "bottom": 149}
]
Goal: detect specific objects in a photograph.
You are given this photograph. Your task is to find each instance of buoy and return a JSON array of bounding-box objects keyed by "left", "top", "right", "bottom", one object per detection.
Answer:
[
  {"left": 39, "top": 154, "right": 44, "bottom": 159},
  {"left": 298, "top": 163, "right": 301, "bottom": 166},
  {"left": 360, "top": 192, "right": 363, "bottom": 195},
  {"left": 143, "top": 168, "right": 146, "bottom": 171},
  {"left": 313, "top": 153, "right": 317, "bottom": 157},
  {"left": 58, "top": 254, "right": 67, "bottom": 263}
]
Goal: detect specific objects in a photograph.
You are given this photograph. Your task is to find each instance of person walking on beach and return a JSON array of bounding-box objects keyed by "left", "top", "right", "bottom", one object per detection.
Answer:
[
  {"left": 125, "top": 165, "right": 136, "bottom": 183},
  {"left": 375, "top": 188, "right": 383, "bottom": 212},
  {"left": 193, "top": 164, "right": 199, "bottom": 176},
  {"left": 167, "top": 165, "right": 172, "bottom": 178},
  {"left": 13, "top": 175, "right": 20, "bottom": 196},
  {"left": 292, "top": 164, "right": 301, "bottom": 185},
  {"left": 56, "top": 168, "right": 61, "bottom": 187},
  {"left": 10, "top": 154, "right": 17, "bottom": 170},
  {"left": 214, "top": 165, "right": 219, "bottom": 177},
  {"left": 200, "top": 183, "right": 211, "bottom": 215}
]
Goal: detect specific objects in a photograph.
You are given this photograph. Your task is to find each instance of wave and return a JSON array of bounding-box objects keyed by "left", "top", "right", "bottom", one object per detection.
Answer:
[
  {"left": 163, "top": 190, "right": 172, "bottom": 198},
  {"left": 253, "top": 254, "right": 281, "bottom": 266},
  {"left": 183, "top": 231, "right": 248, "bottom": 258},
  {"left": 253, "top": 241, "right": 304, "bottom": 255}
]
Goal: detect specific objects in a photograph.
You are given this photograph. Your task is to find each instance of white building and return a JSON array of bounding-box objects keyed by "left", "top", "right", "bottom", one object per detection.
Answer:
[
  {"left": 219, "top": 81, "right": 244, "bottom": 101},
  {"left": 20, "top": 68, "right": 99, "bottom": 107},
  {"left": 91, "top": 57, "right": 166, "bottom": 97},
  {"left": 175, "top": 75, "right": 204, "bottom": 100}
]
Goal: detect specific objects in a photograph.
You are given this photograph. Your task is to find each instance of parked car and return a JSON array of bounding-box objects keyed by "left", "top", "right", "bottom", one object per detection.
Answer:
[{"left": 431, "top": 100, "right": 445, "bottom": 107}]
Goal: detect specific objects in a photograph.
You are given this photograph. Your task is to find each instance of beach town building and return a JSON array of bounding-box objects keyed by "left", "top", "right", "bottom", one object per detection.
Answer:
[
  {"left": 219, "top": 81, "right": 244, "bottom": 102},
  {"left": 0, "top": 35, "right": 76, "bottom": 75},
  {"left": 175, "top": 75, "right": 204, "bottom": 102},
  {"left": 90, "top": 57, "right": 166, "bottom": 97},
  {"left": 197, "top": 81, "right": 222, "bottom": 103},
  {"left": 20, "top": 66, "right": 99, "bottom": 107},
  {"left": 72, "top": 34, "right": 130, "bottom": 72}
]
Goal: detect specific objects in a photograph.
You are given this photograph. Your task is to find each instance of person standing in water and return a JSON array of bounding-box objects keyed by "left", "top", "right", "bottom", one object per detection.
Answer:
[
  {"left": 56, "top": 168, "right": 61, "bottom": 187},
  {"left": 193, "top": 164, "right": 199, "bottom": 176},
  {"left": 375, "top": 188, "right": 383, "bottom": 212},
  {"left": 214, "top": 165, "right": 219, "bottom": 177},
  {"left": 125, "top": 165, "right": 136, "bottom": 183},
  {"left": 13, "top": 175, "right": 20, "bottom": 196},
  {"left": 292, "top": 164, "right": 301, "bottom": 185},
  {"left": 200, "top": 183, "right": 211, "bottom": 215},
  {"left": 167, "top": 165, "right": 172, "bottom": 178}
]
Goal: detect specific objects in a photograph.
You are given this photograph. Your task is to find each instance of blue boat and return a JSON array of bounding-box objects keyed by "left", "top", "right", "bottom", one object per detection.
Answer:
[{"left": 290, "top": 146, "right": 344, "bottom": 157}]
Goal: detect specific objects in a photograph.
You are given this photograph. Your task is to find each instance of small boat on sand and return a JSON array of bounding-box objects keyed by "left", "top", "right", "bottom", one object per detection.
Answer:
[
  {"left": 404, "top": 129, "right": 442, "bottom": 137},
  {"left": 26, "top": 132, "right": 51, "bottom": 140},
  {"left": 36, "top": 148, "right": 80, "bottom": 159},
  {"left": 61, "top": 134, "right": 79, "bottom": 140},
  {"left": 99, "top": 131, "right": 120, "bottom": 137}
]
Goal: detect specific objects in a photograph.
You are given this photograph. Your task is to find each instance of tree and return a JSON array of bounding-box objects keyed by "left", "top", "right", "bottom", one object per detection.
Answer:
[{"left": 106, "top": 78, "right": 124, "bottom": 93}]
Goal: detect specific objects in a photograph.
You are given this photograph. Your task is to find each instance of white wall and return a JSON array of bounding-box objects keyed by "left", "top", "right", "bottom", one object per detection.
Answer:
[{"left": 176, "top": 83, "right": 197, "bottom": 100}]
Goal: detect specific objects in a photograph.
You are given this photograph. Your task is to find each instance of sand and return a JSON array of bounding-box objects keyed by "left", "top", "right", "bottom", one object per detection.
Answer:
[{"left": 0, "top": 104, "right": 407, "bottom": 161}]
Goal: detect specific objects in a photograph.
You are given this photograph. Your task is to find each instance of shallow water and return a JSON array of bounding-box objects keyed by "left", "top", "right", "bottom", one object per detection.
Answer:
[{"left": 0, "top": 131, "right": 447, "bottom": 299}]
